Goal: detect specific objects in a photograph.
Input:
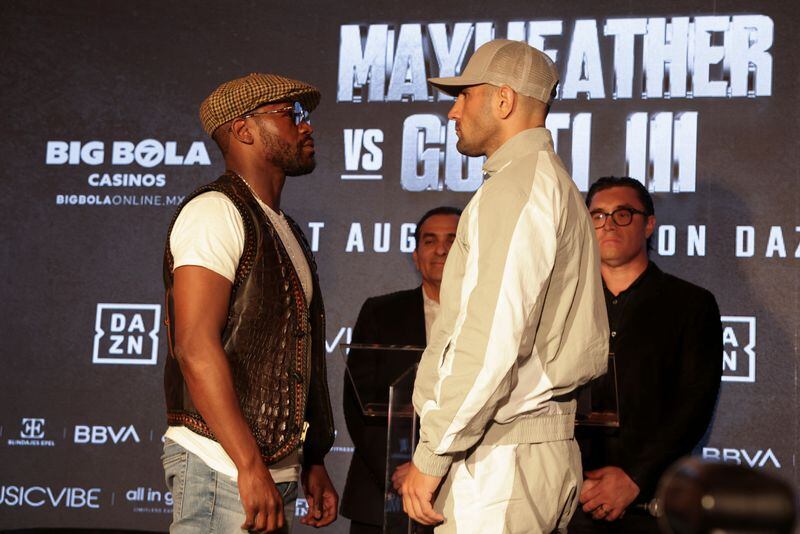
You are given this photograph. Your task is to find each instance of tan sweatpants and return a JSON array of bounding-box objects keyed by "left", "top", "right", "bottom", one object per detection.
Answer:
[{"left": 433, "top": 439, "right": 582, "bottom": 534}]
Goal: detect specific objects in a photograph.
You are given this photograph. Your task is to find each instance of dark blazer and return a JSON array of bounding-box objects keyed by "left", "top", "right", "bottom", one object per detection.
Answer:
[
  {"left": 576, "top": 262, "right": 722, "bottom": 507},
  {"left": 340, "top": 287, "right": 427, "bottom": 527}
]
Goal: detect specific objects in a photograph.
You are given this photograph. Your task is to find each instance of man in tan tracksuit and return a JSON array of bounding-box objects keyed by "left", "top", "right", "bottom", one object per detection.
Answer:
[{"left": 400, "top": 40, "right": 609, "bottom": 533}]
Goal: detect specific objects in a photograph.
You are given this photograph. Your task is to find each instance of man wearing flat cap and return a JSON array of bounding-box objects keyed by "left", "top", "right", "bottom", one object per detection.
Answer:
[
  {"left": 401, "top": 40, "right": 609, "bottom": 532},
  {"left": 161, "top": 73, "right": 337, "bottom": 533}
]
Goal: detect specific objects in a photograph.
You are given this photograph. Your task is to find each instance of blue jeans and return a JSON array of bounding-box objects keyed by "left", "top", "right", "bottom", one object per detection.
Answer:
[{"left": 162, "top": 438, "right": 298, "bottom": 533}]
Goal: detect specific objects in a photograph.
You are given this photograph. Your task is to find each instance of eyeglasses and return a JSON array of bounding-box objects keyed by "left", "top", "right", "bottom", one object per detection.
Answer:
[
  {"left": 590, "top": 207, "right": 649, "bottom": 229},
  {"left": 240, "top": 101, "right": 310, "bottom": 126}
]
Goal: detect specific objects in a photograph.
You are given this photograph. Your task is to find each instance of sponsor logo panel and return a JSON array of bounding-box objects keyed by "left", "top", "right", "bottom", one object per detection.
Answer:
[
  {"left": 125, "top": 486, "right": 173, "bottom": 514},
  {"left": 701, "top": 447, "right": 781, "bottom": 469},
  {"left": 74, "top": 425, "right": 141, "bottom": 445},
  {"left": 46, "top": 139, "right": 210, "bottom": 208},
  {"left": 7, "top": 418, "right": 55, "bottom": 448},
  {"left": 0, "top": 486, "right": 102, "bottom": 509},
  {"left": 721, "top": 316, "right": 756, "bottom": 383},
  {"left": 93, "top": 304, "right": 161, "bottom": 365}
]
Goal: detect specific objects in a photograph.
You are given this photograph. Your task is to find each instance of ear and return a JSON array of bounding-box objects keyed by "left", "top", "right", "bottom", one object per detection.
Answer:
[
  {"left": 412, "top": 250, "right": 421, "bottom": 272},
  {"left": 645, "top": 215, "right": 656, "bottom": 238},
  {"left": 495, "top": 85, "right": 516, "bottom": 120},
  {"left": 229, "top": 117, "right": 255, "bottom": 145}
]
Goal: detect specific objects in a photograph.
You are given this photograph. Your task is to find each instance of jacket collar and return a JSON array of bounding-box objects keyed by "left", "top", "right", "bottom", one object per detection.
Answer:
[
  {"left": 482, "top": 127, "right": 555, "bottom": 178},
  {"left": 602, "top": 260, "right": 663, "bottom": 299}
]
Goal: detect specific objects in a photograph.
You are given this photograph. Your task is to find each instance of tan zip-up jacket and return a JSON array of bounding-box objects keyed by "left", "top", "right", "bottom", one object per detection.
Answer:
[{"left": 412, "top": 128, "right": 609, "bottom": 477}]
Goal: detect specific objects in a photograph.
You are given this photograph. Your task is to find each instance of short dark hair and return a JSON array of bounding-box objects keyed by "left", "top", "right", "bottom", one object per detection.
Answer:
[
  {"left": 586, "top": 176, "right": 655, "bottom": 251},
  {"left": 212, "top": 124, "right": 231, "bottom": 156},
  {"left": 414, "top": 206, "right": 462, "bottom": 249}
]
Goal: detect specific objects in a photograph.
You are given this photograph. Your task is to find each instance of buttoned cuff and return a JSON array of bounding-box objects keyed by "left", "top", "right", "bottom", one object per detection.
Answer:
[{"left": 412, "top": 443, "right": 452, "bottom": 477}]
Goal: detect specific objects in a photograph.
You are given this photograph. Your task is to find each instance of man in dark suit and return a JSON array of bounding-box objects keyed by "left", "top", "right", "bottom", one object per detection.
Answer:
[
  {"left": 341, "top": 206, "right": 461, "bottom": 534},
  {"left": 570, "top": 177, "right": 723, "bottom": 533}
]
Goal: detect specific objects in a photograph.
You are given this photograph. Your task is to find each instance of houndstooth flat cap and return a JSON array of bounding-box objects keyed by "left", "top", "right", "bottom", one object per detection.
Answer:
[{"left": 199, "top": 72, "right": 321, "bottom": 135}]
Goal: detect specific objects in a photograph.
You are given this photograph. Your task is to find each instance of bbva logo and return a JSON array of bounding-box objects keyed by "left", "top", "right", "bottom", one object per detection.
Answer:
[
  {"left": 701, "top": 447, "right": 781, "bottom": 468},
  {"left": 74, "top": 425, "right": 140, "bottom": 445}
]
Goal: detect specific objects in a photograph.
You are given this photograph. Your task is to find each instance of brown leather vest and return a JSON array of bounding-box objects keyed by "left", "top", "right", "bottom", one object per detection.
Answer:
[{"left": 162, "top": 172, "right": 334, "bottom": 465}]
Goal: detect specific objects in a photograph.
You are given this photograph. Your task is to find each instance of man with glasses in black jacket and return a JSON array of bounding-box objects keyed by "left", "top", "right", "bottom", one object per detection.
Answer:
[{"left": 570, "top": 176, "right": 723, "bottom": 533}]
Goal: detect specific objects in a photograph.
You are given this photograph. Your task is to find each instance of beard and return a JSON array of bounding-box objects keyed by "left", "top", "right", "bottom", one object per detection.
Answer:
[
  {"left": 455, "top": 135, "right": 485, "bottom": 157},
  {"left": 257, "top": 123, "right": 316, "bottom": 176},
  {"left": 454, "top": 102, "right": 496, "bottom": 157}
]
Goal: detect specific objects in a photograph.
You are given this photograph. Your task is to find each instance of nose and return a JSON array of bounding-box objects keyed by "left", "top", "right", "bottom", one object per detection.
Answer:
[
  {"left": 299, "top": 121, "right": 313, "bottom": 134},
  {"left": 447, "top": 95, "right": 463, "bottom": 121},
  {"left": 597, "top": 219, "right": 615, "bottom": 232}
]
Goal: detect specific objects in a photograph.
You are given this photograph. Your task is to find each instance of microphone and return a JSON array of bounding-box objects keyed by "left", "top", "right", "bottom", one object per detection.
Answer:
[
  {"left": 633, "top": 498, "right": 661, "bottom": 517},
  {"left": 653, "top": 457, "right": 796, "bottom": 533}
]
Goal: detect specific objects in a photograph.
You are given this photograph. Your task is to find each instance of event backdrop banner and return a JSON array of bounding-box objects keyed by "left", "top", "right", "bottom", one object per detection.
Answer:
[{"left": 0, "top": 0, "right": 797, "bottom": 531}]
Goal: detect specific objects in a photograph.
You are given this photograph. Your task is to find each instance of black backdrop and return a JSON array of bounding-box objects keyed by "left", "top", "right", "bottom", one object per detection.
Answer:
[{"left": 1, "top": 0, "right": 797, "bottom": 531}]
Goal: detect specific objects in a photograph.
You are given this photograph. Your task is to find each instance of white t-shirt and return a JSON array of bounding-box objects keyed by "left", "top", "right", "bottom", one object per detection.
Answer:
[
  {"left": 169, "top": 191, "right": 312, "bottom": 298},
  {"left": 165, "top": 190, "right": 312, "bottom": 483},
  {"left": 422, "top": 287, "right": 441, "bottom": 344}
]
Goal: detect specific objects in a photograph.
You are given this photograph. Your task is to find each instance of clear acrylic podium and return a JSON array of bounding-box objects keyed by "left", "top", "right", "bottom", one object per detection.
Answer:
[
  {"left": 576, "top": 353, "right": 620, "bottom": 428},
  {"left": 342, "top": 344, "right": 619, "bottom": 533},
  {"left": 341, "top": 344, "right": 424, "bottom": 534},
  {"left": 385, "top": 365, "right": 418, "bottom": 533}
]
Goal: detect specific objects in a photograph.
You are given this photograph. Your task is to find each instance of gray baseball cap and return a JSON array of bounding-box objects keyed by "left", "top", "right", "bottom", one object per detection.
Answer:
[{"left": 428, "top": 39, "right": 559, "bottom": 104}]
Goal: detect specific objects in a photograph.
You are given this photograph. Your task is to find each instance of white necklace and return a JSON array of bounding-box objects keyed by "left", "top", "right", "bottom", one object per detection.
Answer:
[{"left": 235, "top": 173, "right": 280, "bottom": 214}]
